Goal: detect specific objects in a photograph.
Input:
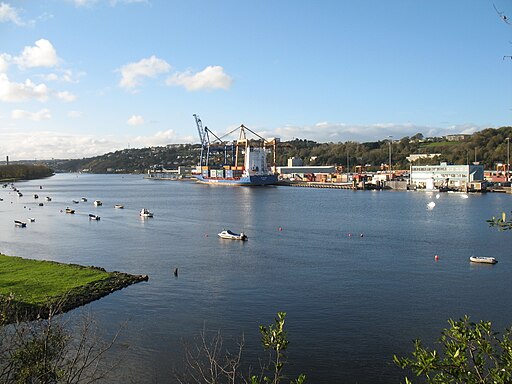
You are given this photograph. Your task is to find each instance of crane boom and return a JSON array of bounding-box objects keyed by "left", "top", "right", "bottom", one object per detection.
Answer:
[{"left": 193, "top": 114, "right": 205, "bottom": 145}]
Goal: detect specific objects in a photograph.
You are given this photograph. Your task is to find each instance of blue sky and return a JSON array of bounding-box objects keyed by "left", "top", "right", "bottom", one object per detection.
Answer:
[{"left": 0, "top": 0, "right": 511, "bottom": 160}]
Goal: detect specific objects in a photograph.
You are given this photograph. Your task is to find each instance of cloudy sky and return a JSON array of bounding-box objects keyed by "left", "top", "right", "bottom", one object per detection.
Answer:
[{"left": 0, "top": 0, "right": 511, "bottom": 160}]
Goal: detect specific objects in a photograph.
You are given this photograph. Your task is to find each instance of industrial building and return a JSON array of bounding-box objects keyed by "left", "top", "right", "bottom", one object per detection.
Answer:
[{"left": 410, "top": 162, "right": 484, "bottom": 190}]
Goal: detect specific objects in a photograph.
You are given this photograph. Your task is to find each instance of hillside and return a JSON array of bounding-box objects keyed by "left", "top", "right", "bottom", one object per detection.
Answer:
[{"left": 53, "top": 126, "right": 512, "bottom": 173}]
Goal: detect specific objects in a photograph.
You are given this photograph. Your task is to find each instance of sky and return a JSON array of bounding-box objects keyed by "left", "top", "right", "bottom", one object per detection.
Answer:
[{"left": 0, "top": 0, "right": 511, "bottom": 160}]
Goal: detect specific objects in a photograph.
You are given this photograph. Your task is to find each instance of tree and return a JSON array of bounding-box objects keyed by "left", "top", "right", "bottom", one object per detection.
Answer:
[
  {"left": 177, "top": 312, "right": 305, "bottom": 384},
  {"left": 394, "top": 316, "right": 512, "bottom": 383},
  {"left": 487, "top": 211, "right": 512, "bottom": 231},
  {"left": 0, "top": 295, "right": 121, "bottom": 384}
]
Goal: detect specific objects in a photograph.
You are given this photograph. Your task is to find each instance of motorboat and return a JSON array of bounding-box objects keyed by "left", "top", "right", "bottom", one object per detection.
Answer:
[
  {"left": 470, "top": 256, "right": 497, "bottom": 264},
  {"left": 72, "top": 200, "right": 80, "bottom": 204},
  {"left": 14, "top": 220, "right": 27, "bottom": 227},
  {"left": 218, "top": 230, "right": 248, "bottom": 241},
  {"left": 139, "top": 208, "right": 153, "bottom": 217},
  {"left": 89, "top": 214, "right": 100, "bottom": 220},
  {"left": 28, "top": 218, "right": 35, "bottom": 222},
  {"left": 114, "top": 204, "right": 124, "bottom": 209},
  {"left": 93, "top": 200, "right": 102, "bottom": 206},
  {"left": 33, "top": 194, "right": 39, "bottom": 199},
  {"left": 81, "top": 197, "right": 88, "bottom": 202},
  {"left": 38, "top": 203, "right": 44, "bottom": 206},
  {"left": 45, "top": 197, "right": 52, "bottom": 201},
  {"left": 17, "top": 192, "right": 23, "bottom": 197},
  {"left": 65, "top": 207, "right": 75, "bottom": 214}
]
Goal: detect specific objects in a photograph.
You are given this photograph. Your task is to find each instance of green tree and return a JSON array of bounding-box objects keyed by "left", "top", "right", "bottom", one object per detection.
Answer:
[{"left": 394, "top": 316, "right": 512, "bottom": 383}]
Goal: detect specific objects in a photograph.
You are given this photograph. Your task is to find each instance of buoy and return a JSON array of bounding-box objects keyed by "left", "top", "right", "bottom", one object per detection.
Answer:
[
  {"left": 360, "top": 233, "right": 364, "bottom": 237},
  {"left": 435, "top": 255, "right": 439, "bottom": 261},
  {"left": 348, "top": 233, "right": 352, "bottom": 237},
  {"left": 278, "top": 227, "right": 282, "bottom": 231}
]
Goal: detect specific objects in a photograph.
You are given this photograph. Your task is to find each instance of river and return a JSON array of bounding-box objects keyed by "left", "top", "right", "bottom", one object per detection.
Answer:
[{"left": 1, "top": 173, "right": 511, "bottom": 383}]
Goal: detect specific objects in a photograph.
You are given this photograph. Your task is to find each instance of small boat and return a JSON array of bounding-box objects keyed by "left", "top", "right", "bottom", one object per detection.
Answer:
[
  {"left": 218, "top": 229, "right": 248, "bottom": 241},
  {"left": 72, "top": 200, "right": 80, "bottom": 204},
  {"left": 81, "top": 197, "right": 88, "bottom": 202},
  {"left": 45, "top": 197, "right": 52, "bottom": 201},
  {"left": 93, "top": 200, "right": 102, "bottom": 206},
  {"left": 17, "top": 192, "right": 23, "bottom": 197},
  {"left": 0, "top": 197, "right": 3, "bottom": 201},
  {"left": 470, "top": 256, "right": 497, "bottom": 264},
  {"left": 38, "top": 203, "right": 44, "bottom": 206},
  {"left": 28, "top": 218, "right": 35, "bottom": 222},
  {"left": 139, "top": 208, "right": 153, "bottom": 217},
  {"left": 89, "top": 214, "right": 100, "bottom": 220},
  {"left": 427, "top": 201, "right": 436, "bottom": 210},
  {"left": 460, "top": 194, "right": 469, "bottom": 199},
  {"left": 14, "top": 220, "right": 27, "bottom": 227},
  {"left": 114, "top": 204, "right": 124, "bottom": 209},
  {"left": 33, "top": 194, "right": 39, "bottom": 199},
  {"left": 65, "top": 207, "right": 75, "bottom": 214}
]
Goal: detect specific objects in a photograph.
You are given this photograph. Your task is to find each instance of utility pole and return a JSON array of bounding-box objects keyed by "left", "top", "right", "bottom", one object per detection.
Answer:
[{"left": 387, "top": 136, "right": 393, "bottom": 179}]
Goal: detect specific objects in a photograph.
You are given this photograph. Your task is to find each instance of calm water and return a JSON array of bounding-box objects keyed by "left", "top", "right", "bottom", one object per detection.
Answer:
[{"left": 1, "top": 173, "right": 511, "bottom": 383}]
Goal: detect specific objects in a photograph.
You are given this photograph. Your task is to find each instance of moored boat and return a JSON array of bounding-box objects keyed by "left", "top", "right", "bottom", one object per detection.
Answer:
[
  {"left": 14, "top": 220, "right": 27, "bottom": 227},
  {"left": 33, "top": 194, "right": 39, "bottom": 199},
  {"left": 114, "top": 204, "right": 124, "bottom": 209},
  {"left": 28, "top": 218, "right": 35, "bottom": 222},
  {"left": 140, "top": 208, "right": 153, "bottom": 217},
  {"left": 65, "top": 207, "right": 75, "bottom": 214},
  {"left": 469, "top": 256, "right": 497, "bottom": 264},
  {"left": 89, "top": 214, "right": 100, "bottom": 220},
  {"left": 218, "top": 229, "right": 248, "bottom": 241},
  {"left": 45, "top": 196, "right": 52, "bottom": 201},
  {"left": 93, "top": 200, "right": 102, "bottom": 206},
  {"left": 81, "top": 197, "right": 88, "bottom": 202}
]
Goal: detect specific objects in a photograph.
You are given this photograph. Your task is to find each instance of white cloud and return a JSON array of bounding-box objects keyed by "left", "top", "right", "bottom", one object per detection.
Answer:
[
  {"left": 132, "top": 129, "right": 176, "bottom": 147},
  {"left": 42, "top": 69, "right": 85, "bottom": 83},
  {"left": 0, "top": 53, "right": 10, "bottom": 72},
  {"left": 0, "top": 2, "right": 24, "bottom": 26},
  {"left": 118, "top": 55, "right": 170, "bottom": 90},
  {"left": 72, "top": 0, "right": 98, "bottom": 7},
  {"left": 0, "top": 73, "right": 49, "bottom": 102},
  {"left": 14, "top": 39, "right": 59, "bottom": 69},
  {"left": 67, "top": 110, "right": 83, "bottom": 118},
  {"left": 166, "top": 65, "right": 233, "bottom": 91},
  {"left": 11, "top": 108, "right": 51, "bottom": 121},
  {"left": 127, "top": 114, "right": 145, "bottom": 125},
  {"left": 56, "top": 91, "right": 77, "bottom": 102}
]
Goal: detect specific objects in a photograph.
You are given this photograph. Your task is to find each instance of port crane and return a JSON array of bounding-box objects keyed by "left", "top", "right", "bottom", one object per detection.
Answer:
[{"left": 193, "top": 114, "right": 278, "bottom": 174}]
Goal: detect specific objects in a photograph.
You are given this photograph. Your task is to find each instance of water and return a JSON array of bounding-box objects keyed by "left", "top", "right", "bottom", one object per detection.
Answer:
[{"left": 1, "top": 174, "right": 511, "bottom": 383}]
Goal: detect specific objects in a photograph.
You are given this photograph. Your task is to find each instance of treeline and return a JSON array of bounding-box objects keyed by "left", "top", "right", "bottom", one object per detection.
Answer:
[
  {"left": 0, "top": 164, "right": 54, "bottom": 181},
  {"left": 55, "top": 126, "right": 512, "bottom": 173}
]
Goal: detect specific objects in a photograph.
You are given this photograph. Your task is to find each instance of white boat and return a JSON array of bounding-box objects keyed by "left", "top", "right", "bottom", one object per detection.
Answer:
[
  {"left": 427, "top": 201, "right": 436, "bottom": 210},
  {"left": 65, "top": 207, "right": 75, "bottom": 214},
  {"left": 140, "top": 208, "right": 153, "bottom": 217},
  {"left": 89, "top": 214, "right": 100, "bottom": 220},
  {"left": 14, "top": 220, "right": 27, "bottom": 227},
  {"left": 93, "top": 200, "right": 102, "bottom": 206},
  {"left": 45, "top": 196, "right": 52, "bottom": 201},
  {"left": 218, "top": 229, "right": 248, "bottom": 241},
  {"left": 114, "top": 204, "right": 124, "bottom": 209},
  {"left": 470, "top": 256, "right": 497, "bottom": 264},
  {"left": 28, "top": 218, "right": 35, "bottom": 222}
]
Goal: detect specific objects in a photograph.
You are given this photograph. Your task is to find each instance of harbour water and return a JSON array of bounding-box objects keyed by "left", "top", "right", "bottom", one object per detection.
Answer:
[{"left": 1, "top": 173, "right": 511, "bottom": 383}]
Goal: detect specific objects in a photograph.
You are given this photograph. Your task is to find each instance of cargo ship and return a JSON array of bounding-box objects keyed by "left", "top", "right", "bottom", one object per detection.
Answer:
[{"left": 193, "top": 115, "right": 278, "bottom": 186}]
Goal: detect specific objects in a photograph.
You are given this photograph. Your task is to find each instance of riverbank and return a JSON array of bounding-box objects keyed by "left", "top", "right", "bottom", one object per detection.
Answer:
[{"left": 0, "top": 254, "right": 148, "bottom": 323}]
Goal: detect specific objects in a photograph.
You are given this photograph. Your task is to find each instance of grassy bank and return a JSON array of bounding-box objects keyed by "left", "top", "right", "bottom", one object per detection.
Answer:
[{"left": 0, "top": 254, "right": 148, "bottom": 322}]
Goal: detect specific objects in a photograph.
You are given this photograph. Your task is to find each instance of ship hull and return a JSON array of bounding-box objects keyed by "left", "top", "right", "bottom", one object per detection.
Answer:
[{"left": 195, "top": 174, "right": 278, "bottom": 186}]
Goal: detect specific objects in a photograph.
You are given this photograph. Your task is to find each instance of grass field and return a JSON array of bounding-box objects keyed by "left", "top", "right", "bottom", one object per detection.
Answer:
[{"left": 0, "top": 254, "right": 111, "bottom": 305}]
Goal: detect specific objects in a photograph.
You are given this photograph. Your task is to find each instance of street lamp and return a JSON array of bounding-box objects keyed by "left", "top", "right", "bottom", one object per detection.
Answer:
[
  {"left": 506, "top": 137, "right": 510, "bottom": 181},
  {"left": 387, "top": 136, "right": 393, "bottom": 178}
]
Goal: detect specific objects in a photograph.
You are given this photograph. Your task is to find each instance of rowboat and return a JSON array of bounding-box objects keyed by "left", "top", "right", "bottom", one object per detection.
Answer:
[
  {"left": 469, "top": 256, "right": 497, "bottom": 264},
  {"left": 14, "top": 220, "right": 27, "bottom": 227},
  {"left": 89, "top": 214, "right": 100, "bottom": 220}
]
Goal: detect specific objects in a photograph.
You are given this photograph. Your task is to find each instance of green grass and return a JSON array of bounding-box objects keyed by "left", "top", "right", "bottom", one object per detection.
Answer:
[{"left": 0, "top": 254, "right": 110, "bottom": 305}]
